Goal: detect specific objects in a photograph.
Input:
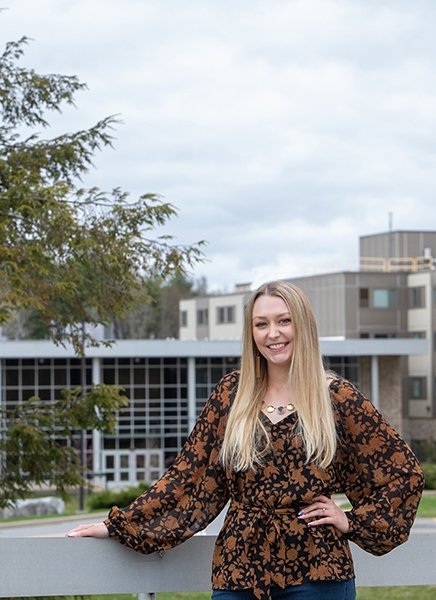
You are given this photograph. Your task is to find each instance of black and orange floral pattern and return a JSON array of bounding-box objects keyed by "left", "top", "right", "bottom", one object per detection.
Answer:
[{"left": 105, "top": 372, "right": 424, "bottom": 600}]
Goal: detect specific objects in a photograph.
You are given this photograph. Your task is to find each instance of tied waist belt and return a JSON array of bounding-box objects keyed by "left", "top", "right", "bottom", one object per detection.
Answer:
[{"left": 229, "top": 500, "right": 300, "bottom": 600}]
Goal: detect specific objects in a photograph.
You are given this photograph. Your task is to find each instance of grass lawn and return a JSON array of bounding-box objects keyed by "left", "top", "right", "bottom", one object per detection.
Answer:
[
  {"left": 414, "top": 494, "right": 436, "bottom": 518},
  {"left": 357, "top": 588, "right": 436, "bottom": 599},
  {"left": 337, "top": 492, "right": 436, "bottom": 518}
]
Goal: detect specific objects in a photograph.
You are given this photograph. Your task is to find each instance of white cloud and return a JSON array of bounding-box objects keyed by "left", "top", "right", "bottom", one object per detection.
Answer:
[{"left": 3, "top": 0, "right": 436, "bottom": 292}]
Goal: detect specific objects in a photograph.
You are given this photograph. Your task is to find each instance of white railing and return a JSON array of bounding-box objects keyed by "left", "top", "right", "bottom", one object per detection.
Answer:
[
  {"left": 360, "top": 255, "right": 435, "bottom": 272},
  {"left": 0, "top": 531, "right": 435, "bottom": 598}
]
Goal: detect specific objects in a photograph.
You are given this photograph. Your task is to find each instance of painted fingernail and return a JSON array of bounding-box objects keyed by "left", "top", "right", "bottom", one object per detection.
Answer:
[{"left": 298, "top": 510, "right": 304, "bottom": 517}]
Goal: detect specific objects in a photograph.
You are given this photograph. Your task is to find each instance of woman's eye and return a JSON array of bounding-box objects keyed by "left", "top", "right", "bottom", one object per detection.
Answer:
[
  {"left": 255, "top": 322, "right": 267, "bottom": 328},
  {"left": 279, "top": 319, "right": 291, "bottom": 325}
]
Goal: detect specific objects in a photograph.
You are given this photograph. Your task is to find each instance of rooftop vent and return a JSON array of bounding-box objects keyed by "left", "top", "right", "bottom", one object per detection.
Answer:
[{"left": 234, "top": 282, "right": 252, "bottom": 293}]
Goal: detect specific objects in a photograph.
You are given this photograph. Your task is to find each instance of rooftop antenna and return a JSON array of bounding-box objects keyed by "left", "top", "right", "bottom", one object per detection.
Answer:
[{"left": 388, "top": 211, "right": 394, "bottom": 258}]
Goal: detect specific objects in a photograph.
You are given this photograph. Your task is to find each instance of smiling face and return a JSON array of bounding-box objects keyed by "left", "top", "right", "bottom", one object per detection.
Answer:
[{"left": 252, "top": 294, "right": 294, "bottom": 371}]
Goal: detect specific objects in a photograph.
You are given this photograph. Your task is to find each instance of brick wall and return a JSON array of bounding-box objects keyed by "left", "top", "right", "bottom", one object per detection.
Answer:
[{"left": 360, "top": 356, "right": 403, "bottom": 435}]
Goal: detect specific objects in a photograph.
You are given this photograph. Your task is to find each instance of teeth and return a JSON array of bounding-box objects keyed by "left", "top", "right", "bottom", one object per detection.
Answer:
[{"left": 269, "top": 343, "right": 285, "bottom": 349}]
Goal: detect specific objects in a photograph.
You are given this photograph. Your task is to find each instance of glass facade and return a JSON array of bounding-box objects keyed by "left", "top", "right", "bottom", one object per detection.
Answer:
[
  {"left": 1, "top": 357, "right": 93, "bottom": 468},
  {"left": 2, "top": 357, "right": 92, "bottom": 402},
  {"left": 0, "top": 354, "right": 241, "bottom": 487},
  {"left": 195, "top": 357, "right": 240, "bottom": 415},
  {"left": 0, "top": 352, "right": 366, "bottom": 486},
  {"left": 324, "top": 355, "right": 359, "bottom": 388},
  {"left": 101, "top": 357, "right": 189, "bottom": 473}
]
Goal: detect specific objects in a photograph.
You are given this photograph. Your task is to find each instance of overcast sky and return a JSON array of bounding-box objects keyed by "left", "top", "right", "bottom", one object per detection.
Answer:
[{"left": 3, "top": 0, "right": 436, "bottom": 292}]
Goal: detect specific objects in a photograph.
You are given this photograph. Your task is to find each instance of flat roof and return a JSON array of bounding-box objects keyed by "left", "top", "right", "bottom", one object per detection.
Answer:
[{"left": 0, "top": 338, "right": 427, "bottom": 359}]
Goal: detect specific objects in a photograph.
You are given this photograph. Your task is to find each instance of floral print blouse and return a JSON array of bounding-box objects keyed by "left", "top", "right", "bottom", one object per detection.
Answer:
[{"left": 105, "top": 372, "right": 424, "bottom": 600}]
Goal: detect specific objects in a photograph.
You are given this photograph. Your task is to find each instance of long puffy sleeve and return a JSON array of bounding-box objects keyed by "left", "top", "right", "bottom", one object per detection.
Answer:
[
  {"left": 104, "top": 372, "right": 235, "bottom": 554},
  {"left": 332, "top": 379, "right": 425, "bottom": 556}
]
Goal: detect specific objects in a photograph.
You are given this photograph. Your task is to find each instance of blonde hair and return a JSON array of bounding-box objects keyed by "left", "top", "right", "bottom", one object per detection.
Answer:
[{"left": 220, "top": 280, "right": 337, "bottom": 471}]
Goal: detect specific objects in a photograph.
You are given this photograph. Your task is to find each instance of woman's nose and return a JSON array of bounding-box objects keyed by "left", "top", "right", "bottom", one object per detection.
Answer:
[{"left": 269, "top": 325, "right": 280, "bottom": 338}]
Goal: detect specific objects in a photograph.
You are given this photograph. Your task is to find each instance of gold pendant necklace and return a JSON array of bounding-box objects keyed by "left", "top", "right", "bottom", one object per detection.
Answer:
[{"left": 264, "top": 402, "right": 295, "bottom": 415}]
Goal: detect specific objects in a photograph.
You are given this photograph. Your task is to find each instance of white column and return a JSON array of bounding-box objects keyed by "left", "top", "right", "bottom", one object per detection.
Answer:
[
  {"left": 371, "top": 355, "right": 380, "bottom": 409},
  {"left": 187, "top": 357, "right": 196, "bottom": 432},
  {"left": 92, "top": 357, "right": 104, "bottom": 487}
]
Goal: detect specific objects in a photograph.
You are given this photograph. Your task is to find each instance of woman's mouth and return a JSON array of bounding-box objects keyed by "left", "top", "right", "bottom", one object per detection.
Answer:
[{"left": 268, "top": 342, "right": 288, "bottom": 351}]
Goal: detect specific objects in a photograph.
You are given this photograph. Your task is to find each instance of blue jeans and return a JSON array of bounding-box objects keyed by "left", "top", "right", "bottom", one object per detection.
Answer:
[{"left": 212, "top": 579, "right": 356, "bottom": 600}]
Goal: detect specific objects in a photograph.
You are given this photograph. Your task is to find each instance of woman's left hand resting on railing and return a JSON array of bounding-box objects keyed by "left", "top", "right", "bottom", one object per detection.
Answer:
[{"left": 66, "top": 523, "right": 109, "bottom": 538}]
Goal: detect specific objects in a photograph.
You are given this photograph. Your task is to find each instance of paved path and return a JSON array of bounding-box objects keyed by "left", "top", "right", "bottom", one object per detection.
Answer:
[
  {"left": 1, "top": 511, "right": 434, "bottom": 538},
  {"left": 3, "top": 492, "right": 436, "bottom": 537},
  {"left": 0, "top": 513, "right": 107, "bottom": 538},
  {"left": 0, "top": 508, "right": 227, "bottom": 538}
]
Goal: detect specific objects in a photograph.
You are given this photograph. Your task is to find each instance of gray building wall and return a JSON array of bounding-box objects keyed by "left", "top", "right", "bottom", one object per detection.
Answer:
[
  {"left": 288, "top": 273, "right": 347, "bottom": 337},
  {"left": 288, "top": 272, "right": 408, "bottom": 339},
  {"left": 360, "top": 230, "right": 436, "bottom": 262}
]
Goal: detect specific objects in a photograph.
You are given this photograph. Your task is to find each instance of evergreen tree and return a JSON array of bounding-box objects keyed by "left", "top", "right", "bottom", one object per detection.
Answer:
[
  {"left": 0, "top": 36, "right": 204, "bottom": 507},
  {"left": 112, "top": 274, "right": 207, "bottom": 339},
  {"left": 0, "top": 37, "right": 203, "bottom": 354}
]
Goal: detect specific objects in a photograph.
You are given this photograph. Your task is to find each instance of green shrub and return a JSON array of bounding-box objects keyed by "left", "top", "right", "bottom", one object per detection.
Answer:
[
  {"left": 88, "top": 482, "right": 150, "bottom": 510},
  {"left": 422, "top": 463, "right": 436, "bottom": 490},
  {"left": 413, "top": 440, "right": 436, "bottom": 463}
]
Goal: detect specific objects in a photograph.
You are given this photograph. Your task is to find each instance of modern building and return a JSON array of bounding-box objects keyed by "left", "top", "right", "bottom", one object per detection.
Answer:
[
  {"left": 0, "top": 336, "right": 425, "bottom": 488},
  {"left": 1, "top": 229, "right": 433, "bottom": 489},
  {"left": 0, "top": 340, "right": 240, "bottom": 489},
  {"left": 179, "top": 230, "right": 436, "bottom": 449}
]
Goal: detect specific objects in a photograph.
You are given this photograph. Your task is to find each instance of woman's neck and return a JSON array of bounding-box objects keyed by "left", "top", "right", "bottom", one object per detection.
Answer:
[{"left": 266, "top": 364, "right": 290, "bottom": 389}]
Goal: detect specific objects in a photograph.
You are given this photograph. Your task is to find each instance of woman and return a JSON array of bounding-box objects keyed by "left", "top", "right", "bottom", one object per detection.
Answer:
[{"left": 68, "top": 280, "right": 424, "bottom": 600}]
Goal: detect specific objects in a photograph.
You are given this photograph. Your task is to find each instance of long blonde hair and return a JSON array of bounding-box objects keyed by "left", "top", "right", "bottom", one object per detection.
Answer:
[{"left": 220, "top": 280, "right": 337, "bottom": 471}]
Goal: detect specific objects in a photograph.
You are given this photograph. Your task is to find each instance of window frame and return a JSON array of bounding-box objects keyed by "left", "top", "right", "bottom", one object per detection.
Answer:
[{"left": 216, "top": 305, "right": 236, "bottom": 324}]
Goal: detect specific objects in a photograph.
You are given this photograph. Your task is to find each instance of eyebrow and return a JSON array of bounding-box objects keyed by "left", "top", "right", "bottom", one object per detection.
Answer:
[{"left": 252, "top": 312, "right": 290, "bottom": 321}]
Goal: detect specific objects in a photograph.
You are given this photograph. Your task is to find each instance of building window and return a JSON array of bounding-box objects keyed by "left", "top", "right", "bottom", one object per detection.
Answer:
[
  {"left": 408, "top": 286, "right": 425, "bottom": 309},
  {"left": 374, "top": 333, "right": 397, "bottom": 339},
  {"left": 2, "top": 358, "right": 93, "bottom": 476},
  {"left": 323, "top": 356, "right": 359, "bottom": 387},
  {"left": 409, "top": 377, "right": 427, "bottom": 399},
  {"left": 217, "top": 305, "right": 236, "bottom": 324},
  {"left": 180, "top": 310, "right": 188, "bottom": 327},
  {"left": 195, "top": 357, "right": 240, "bottom": 415},
  {"left": 359, "top": 288, "right": 369, "bottom": 308},
  {"left": 372, "top": 288, "right": 397, "bottom": 309},
  {"left": 410, "top": 331, "right": 426, "bottom": 339},
  {"left": 102, "top": 356, "right": 189, "bottom": 473},
  {"left": 197, "top": 308, "right": 208, "bottom": 326}
]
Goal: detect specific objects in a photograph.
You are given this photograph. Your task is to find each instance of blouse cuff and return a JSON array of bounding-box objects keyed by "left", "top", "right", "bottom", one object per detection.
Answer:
[
  {"left": 103, "top": 505, "right": 155, "bottom": 554},
  {"left": 344, "top": 510, "right": 356, "bottom": 539},
  {"left": 104, "top": 505, "right": 128, "bottom": 538},
  {"left": 104, "top": 517, "right": 117, "bottom": 538}
]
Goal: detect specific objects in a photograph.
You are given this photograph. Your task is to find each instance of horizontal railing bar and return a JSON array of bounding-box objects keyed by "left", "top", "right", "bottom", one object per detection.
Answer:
[{"left": 0, "top": 533, "right": 434, "bottom": 597}]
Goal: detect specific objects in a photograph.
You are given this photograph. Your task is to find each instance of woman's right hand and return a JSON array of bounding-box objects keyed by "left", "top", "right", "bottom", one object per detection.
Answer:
[{"left": 66, "top": 522, "right": 109, "bottom": 538}]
